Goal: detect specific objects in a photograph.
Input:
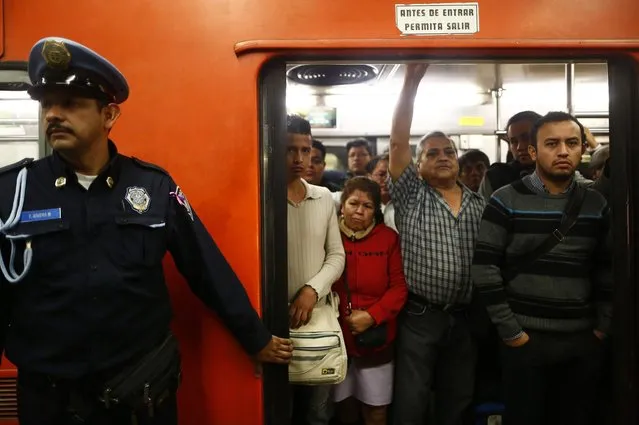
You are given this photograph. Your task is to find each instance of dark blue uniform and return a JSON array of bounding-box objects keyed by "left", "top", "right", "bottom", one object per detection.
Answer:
[
  {"left": 0, "top": 143, "right": 271, "bottom": 376},
  {"left": 0, "top": 36, "right": 275, "bottom": 425}
]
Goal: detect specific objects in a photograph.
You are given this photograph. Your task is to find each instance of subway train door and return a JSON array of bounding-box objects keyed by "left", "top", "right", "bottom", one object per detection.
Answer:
[
  {"left": 258, "top": 54, "right": 639, "bottom": 425},
  {"left": 258, "top": 58, "right": 291, "bottom": 425},
  {"left": 607, "top": 55, "right": 639, "bottom": 425}
]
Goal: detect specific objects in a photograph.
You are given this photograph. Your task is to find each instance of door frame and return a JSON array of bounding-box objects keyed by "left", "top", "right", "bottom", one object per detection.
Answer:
[{"left": 259, "top": 52, "right": 639, "bottom": 425}]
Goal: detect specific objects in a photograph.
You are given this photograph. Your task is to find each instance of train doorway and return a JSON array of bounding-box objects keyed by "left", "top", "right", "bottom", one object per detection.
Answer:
[{"left": 259, "top": 55, "right": 639, "bottom": 425}]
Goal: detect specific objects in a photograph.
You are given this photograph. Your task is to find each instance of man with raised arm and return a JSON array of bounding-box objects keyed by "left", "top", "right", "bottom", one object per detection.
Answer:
[{"left": 387, "top": 64, "right": 485, "bottom": 425}]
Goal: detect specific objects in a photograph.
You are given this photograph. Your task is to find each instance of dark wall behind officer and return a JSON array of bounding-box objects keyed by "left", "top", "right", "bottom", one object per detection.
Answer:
[{"left": 0, "top": 37, "right": 292, "bottom": 425}]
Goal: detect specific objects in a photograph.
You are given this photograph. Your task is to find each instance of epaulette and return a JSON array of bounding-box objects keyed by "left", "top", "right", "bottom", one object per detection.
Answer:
[
  {"left": 0, "top": 158, "right": 34, "bottom": 176},
  {"left": 131, "top": 157, "right": 170, "bottom": 175}
]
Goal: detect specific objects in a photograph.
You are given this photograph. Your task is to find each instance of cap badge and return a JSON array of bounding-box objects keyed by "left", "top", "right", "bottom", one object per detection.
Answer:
[{"left": 41, "top": 40, "right": 71, "bottom": 70}]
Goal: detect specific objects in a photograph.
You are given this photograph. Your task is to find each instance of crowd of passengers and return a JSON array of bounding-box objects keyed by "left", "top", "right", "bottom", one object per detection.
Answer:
[{"left": 286, "top": 63, "right": 612, "bottom": 425}]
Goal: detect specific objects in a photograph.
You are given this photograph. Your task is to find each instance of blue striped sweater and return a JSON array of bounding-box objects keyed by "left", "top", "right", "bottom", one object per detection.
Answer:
[{"left": 471, "top": 174, "right": 612, "bottom": 340}]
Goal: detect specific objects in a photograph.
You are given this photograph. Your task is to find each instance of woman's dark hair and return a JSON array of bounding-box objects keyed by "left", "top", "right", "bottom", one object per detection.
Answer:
[{"left": 339, "top": 176, "right": 384, "bottom": 224}]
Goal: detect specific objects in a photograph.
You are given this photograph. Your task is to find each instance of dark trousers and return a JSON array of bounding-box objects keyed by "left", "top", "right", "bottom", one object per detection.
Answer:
[
  {"left": 17, "top": 370, "right": 178, "bottom": 425},
  {"left": 501, "top": 329, "right": 603, "bottom": 425},
  {"left": 392, "top": 300, "right": 476, "bottom": 425},
  {"left": 291, "top": 384, "right": 332, "bottom": 425}
]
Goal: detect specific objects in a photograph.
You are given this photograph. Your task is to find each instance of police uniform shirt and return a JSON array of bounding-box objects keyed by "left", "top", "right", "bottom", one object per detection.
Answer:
[{"left": 0, "top": 142, "right": 271, "bottom": 378}]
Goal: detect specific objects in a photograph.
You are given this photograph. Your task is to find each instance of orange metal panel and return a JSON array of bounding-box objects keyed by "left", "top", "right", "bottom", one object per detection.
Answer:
[
  {"left": 0, "top": 357, "right": 16, "bottom": 425},
  {"left": 0, "top": 1, "right": 638, "bottom": 424},
  {"left": 0, "top": 0, "right": 4, "bottom": 58}
]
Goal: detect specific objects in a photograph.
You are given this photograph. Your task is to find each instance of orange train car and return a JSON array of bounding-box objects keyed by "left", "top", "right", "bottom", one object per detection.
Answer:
[{"left": 0, "top": 0, "right": 639, "bottom": 424}]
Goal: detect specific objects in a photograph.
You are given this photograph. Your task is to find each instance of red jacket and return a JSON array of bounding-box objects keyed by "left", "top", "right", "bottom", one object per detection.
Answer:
[{"left": 332, "top": 223, "right": 408, "bottom": 357}]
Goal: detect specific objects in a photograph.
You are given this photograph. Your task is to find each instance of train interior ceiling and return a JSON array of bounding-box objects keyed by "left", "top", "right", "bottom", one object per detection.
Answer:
[{"left": 284, "top": 61, "right": 609, "bottom": 172}]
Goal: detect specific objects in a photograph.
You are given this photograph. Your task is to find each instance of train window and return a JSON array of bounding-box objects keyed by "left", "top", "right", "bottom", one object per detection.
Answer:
[
  {"left": 498, "top": 63, "right": 569, "bottom": 126},
  {"left": 0, "top": 71, "right": 41, "bottom": 167},
  {"left": 573, "top": 63, "right": 609, "bottom": 115},
  {"left": 287, "top": 61, "right": 609, "bottom": 165}
]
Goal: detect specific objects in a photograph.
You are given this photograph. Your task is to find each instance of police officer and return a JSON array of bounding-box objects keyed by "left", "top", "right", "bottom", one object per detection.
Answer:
[{"left": 0, "top": 37, "right": 292, "bottom": 425}]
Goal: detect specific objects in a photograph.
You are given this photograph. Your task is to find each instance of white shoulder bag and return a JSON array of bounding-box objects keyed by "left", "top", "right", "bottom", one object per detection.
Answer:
[{"left": 288, "top": 291, "right": 348, "bottom": 385}]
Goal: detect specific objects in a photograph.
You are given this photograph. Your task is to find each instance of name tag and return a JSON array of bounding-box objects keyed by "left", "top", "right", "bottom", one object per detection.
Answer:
[{"left": 20, "top": 208, "right": 62, "bottom": 223}]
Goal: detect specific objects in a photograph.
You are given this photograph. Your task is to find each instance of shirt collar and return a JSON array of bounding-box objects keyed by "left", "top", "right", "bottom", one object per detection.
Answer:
[
  {"left": 300, "top": 178, "right": 323, "bottom": 200},
  {"left": 51, "top": 139, "right": 122, "bottom": 190},
  {"left": 529, "top": 171, "right": 575, "bottom": 195}
]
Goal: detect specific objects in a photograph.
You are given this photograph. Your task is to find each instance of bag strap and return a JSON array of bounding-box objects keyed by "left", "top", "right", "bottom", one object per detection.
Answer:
[
  {"left": 342, "top": 248, "right": 353, "bottom": 314},
  {"left": 502, "top": 184, "right": 587, "bottom": 282}
]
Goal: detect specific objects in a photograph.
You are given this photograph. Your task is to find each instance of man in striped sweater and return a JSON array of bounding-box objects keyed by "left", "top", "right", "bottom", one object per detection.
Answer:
[{"left": 471, "top": 111, "right": 611, "bottom": 425}]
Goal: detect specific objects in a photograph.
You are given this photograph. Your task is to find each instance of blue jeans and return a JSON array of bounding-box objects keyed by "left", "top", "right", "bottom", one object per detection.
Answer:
[{"left": 291, "top": 384, "right": 332, "bottom": 425}]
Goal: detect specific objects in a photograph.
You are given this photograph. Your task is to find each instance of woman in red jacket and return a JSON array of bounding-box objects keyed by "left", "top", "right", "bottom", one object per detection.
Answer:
[{"left": 332, "top": 177, "right": 408, "bottom": 425}]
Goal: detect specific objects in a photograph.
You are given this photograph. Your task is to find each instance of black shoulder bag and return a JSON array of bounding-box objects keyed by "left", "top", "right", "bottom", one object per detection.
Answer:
[
  {"left": 100, "top": 332, "right": 182, "bottom": 417},
  {"left": 343, "top": 261, "right": 388, "bottom": 348},
  {"left": 66, "top": 332, "right": 182, "bottom": 423},
  {"left": 502, "top": 184, "right": 588, "bottom": 282}
]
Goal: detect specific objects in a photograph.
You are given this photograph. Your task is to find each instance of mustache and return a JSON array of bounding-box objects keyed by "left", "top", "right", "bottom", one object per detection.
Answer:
[{"left": 47, "top": 124, "right": 74, "bottom": 136}]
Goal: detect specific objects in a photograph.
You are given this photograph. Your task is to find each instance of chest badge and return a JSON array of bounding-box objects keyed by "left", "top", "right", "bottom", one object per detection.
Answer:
[
  {"left": 125, "top": 187, "right": 151, "bottom": 214},
  {"left": 55, "top": 177, "right": 67, "bottom": 188}
]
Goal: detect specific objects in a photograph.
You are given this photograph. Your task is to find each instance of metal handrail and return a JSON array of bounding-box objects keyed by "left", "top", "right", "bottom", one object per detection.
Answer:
[
  {"left": 495, "top": 127, "right": 609, "bottom": 139},
  {"left": 573, "top": 112, "right": 609, "bottom": 119}
]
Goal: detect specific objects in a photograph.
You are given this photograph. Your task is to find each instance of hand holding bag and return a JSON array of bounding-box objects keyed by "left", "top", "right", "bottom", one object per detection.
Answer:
[
  {"left": 288, "top": 291, "right": 348, "bottom": 385},
  {"left": 343, "top": 261, "right": 388, "bottom": 349}
]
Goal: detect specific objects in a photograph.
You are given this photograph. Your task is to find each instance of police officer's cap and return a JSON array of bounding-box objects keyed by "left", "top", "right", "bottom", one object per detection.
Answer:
[{"left": 27, "top": 37, "right": 129, "bottom": 104}]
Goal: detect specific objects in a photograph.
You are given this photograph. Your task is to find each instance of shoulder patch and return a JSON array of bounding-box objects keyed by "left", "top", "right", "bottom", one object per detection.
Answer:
[
  {"left": 170, "top": 186, "right": 194, "bottom": 221},
  {"left": 0, "top": 158, "right": 34, "bottom": 176},
  {"left": 131, "top": 157, "right": 170, "bottom": 175}
]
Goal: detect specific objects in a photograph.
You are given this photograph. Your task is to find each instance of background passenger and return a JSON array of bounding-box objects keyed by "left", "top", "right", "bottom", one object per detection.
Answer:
[
  {"left": 331, "top": 177, "right": 408, "bottom": 425},
  {"left": 458, "top": 149, "right": 490, "bottom": 192},
  {"left": 589, "top": 145, "right": 610, "bottom": 181},
  {"left": 305, "top": 139, "right": 342, "bottom": 192},
  {"left": 346, "top": 138, "right": 373, "bottom": 178},
  {"left": 479, "top": 111, "right": 541, "bottom": 200},
  {"left": 366, "top": 154, "right": 397, "bottom": 232}
]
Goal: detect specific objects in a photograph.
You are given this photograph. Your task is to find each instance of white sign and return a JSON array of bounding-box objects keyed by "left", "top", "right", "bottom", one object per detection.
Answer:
[{"left": 396, "top": 3, "right": 479, "bottom": 36}]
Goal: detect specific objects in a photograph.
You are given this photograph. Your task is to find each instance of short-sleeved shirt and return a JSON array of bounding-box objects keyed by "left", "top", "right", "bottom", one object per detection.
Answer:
[{"left": 389, "top": 165, "right": 485, "bottom": 305}]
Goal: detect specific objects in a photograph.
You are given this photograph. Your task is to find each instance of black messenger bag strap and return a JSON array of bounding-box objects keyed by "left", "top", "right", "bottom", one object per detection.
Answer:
[{"left": 502, "top": 184, "right": 587, "bottom": 282}]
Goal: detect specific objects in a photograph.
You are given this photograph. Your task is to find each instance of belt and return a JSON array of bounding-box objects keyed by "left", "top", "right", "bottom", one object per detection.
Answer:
[{"left": 407, "top": 292, "right": 467, "bottom": 313}]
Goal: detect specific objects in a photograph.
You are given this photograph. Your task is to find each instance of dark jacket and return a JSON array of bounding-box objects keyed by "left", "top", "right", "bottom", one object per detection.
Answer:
[{"left": 0, "top": 141, "right": 271, "bottom": 377}]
